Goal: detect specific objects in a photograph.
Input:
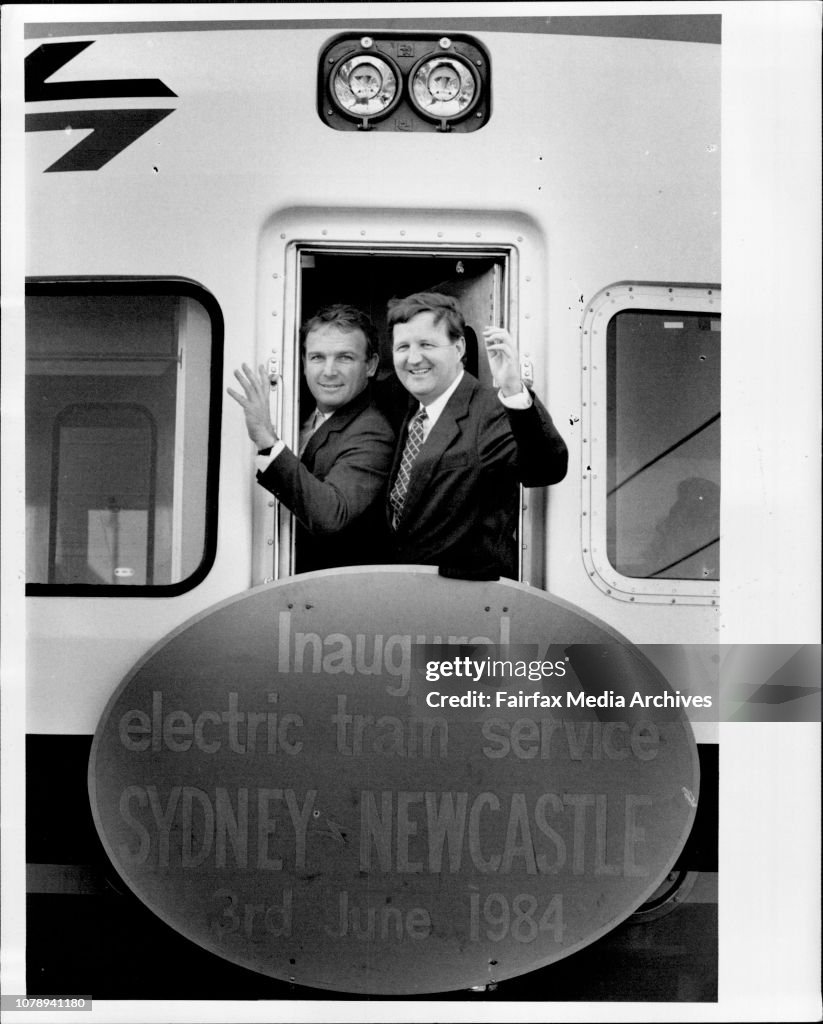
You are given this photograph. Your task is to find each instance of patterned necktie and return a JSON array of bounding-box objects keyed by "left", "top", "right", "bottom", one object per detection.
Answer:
[{"left": 389, "top": 409, "right": 427, "bottom": 529}]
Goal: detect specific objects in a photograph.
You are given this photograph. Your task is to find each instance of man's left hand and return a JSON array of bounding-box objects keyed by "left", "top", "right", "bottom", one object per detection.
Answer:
[{"left": 482, "top": 327, "right": 525, "bottom": 397}]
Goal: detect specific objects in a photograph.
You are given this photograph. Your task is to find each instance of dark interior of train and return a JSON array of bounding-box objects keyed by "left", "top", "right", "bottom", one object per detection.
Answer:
[{"left": 298, "top": 250, "right": 506, "bottom": 430}]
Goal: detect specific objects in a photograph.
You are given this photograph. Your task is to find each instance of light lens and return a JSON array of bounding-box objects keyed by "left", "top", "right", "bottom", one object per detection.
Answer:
[
  {"left": 350, "top": 62, "right": 382, "bottom": 99},
  {"left": 410, "top": 56, "right": 478, "bottom": 120},
  {"left": 428, "top": 64, "right": 461, "bottom": 101},
  {"left": 332, "top": 54, "right": 399, "bottom": 118}
]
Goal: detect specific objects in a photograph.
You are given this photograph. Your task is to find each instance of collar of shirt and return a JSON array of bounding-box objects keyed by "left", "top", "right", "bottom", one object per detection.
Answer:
[
  {"left": 308, "top": 408, "right": 335, "bottom": 429},
  {"left": 417, "top": 370, "right": 464, "bottom": 440}
]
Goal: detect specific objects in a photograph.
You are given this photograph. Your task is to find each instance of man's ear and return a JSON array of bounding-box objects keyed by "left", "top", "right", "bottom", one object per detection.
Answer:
[
  {"left": 366, "top": 353, "right": 379, "bottom": 378},
  {"left": 455, "top": 336, "right": 466, "bottom": 360}
]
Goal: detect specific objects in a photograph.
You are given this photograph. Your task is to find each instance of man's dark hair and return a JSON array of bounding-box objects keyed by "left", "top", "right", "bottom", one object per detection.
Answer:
[
  {"left": 386, "top": 291, "right": 465, "bottom": 342},
  {"left": 300, "top": 304, "right": 379, "bottom": 361}
]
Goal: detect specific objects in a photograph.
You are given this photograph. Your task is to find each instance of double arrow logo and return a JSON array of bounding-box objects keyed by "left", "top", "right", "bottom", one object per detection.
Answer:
[{"left": 25, "top": 40, "right": 177, "bottom": 172}]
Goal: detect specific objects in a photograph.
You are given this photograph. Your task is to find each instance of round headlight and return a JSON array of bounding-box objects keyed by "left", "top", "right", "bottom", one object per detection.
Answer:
[
  {"left": 330, "top": 53, "right": 401, "bottom": 120},
  {"left": 408, "top": 55, "right": 480, "bottom": 122}
]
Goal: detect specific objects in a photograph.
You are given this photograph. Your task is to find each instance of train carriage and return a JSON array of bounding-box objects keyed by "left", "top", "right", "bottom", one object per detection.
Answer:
[{"left": 10, "top": 6, "right": 731, "bottom": 1004}]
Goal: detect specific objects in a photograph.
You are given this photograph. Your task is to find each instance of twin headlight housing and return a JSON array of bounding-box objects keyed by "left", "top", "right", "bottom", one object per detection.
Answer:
[{"left": 322, "top": 34, "right": 489, "bottom": 132}]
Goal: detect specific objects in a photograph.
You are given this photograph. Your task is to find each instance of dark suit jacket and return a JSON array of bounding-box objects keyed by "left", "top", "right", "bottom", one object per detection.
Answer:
[
  {"left": 388, "top": 373, "right": 568, "bottom": 580},
  {"left": 257, "top": 387, "right": 395, "bottom": 572}
]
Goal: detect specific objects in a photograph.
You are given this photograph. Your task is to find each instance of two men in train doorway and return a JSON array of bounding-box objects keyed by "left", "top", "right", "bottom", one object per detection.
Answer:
[{"left": 230, "top": 292, "right": 567, "bottom": 578}]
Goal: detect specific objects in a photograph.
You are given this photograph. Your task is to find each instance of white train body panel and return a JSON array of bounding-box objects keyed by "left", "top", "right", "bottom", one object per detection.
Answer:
[{"left": 24, "top": 22, "right": 719, "bottom": 736}]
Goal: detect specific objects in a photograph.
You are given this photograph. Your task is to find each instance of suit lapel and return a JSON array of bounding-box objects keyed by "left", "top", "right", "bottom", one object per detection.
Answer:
[
  {"left": 302, "top": 387, "right": 370, "bottom": 466},
  {"left": 396, "top": 374, "right": 477, "bottom": 523}
]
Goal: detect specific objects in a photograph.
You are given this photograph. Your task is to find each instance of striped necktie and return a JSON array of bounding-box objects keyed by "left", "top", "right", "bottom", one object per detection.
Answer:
[{"left": 389, "top": 408, "right": 427, "bottom": 529}]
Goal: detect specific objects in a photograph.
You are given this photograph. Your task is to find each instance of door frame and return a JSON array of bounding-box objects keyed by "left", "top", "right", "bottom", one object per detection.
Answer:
[{"left": 254, "top": 208, "right": 547, "bottom": 586}]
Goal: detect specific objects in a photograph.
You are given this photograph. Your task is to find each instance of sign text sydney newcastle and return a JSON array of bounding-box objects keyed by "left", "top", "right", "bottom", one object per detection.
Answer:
[{"left": 89, "top": 569, "right": 699, "bottom": 995}]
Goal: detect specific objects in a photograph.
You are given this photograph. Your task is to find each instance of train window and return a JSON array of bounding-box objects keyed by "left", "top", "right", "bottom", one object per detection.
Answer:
[
  {"left": 607, "top": 311, "right": 720, "bottom": 580},
  {"left": 583, "top": 285, "right": 720, "bottom": 603},
  {"left": 268, "top": 245, "right": 513, "bottom": 579},
  {"left": 25, "top": 282, "right": 222, "bottom": 594}
]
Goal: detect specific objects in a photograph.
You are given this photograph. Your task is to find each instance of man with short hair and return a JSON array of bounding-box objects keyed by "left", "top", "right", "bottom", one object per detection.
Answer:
[
  {"left": 229, "top": 305, "right": 394, "bottom": 572},
  {"left": 387, "top": 291, "right": 567, "bottom": 580}
]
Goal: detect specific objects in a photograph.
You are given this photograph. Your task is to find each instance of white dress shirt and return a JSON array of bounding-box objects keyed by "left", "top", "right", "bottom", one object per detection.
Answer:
[{"left": 416, "top": 371, "right": 532, "bottom": 441}]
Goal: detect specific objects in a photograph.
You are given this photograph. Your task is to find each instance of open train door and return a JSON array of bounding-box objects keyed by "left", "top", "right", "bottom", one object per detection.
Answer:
[{"left": 253, "top": 237, "right": 523, "bottom": 584}]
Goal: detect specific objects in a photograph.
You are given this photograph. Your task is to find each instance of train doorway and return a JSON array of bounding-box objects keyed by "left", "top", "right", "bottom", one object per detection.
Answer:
[{"left": 267, "top": 246, "right": 516, "bottom": 580}]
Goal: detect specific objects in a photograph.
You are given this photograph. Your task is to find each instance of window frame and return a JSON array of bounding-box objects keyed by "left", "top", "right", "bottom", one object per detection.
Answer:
[
  {"left": 271, "top": 240, "right": 518, "bottom": 582},
  {"left": 25, "top": 277, "right": 223, "bottom": 598},
  {"left": 581, "top": 281, "right": 720, "bottom": 606}
]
